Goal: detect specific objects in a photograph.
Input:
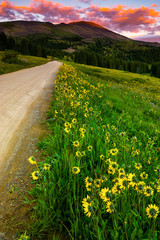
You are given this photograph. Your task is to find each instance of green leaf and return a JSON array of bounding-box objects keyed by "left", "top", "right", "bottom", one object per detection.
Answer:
[
  {"left": 131, "top": 227, "right": 137, "bottom": 240},
  {"left": 130, "top": 209, "right": 139, "bottom": 217},
  {"left": 138, "top": 229, "right": 143, "bottom": 239}
]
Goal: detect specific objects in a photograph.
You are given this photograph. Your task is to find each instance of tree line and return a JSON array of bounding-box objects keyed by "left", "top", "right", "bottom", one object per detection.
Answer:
[
  {"left": 1, "top": 31, "right": 160, "bottom": 78},
  {"left": 0, "top": 32, "right": 69, "bottom": 59},
  {"left": 150, "top": 63, "right": 160, "bottom": 78},
  {"left": 74, "top": 50, "right": 149, "bottom": 74}
]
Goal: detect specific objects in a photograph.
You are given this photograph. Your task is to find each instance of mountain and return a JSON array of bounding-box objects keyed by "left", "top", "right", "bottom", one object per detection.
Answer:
[
  {"left": 0, "top": 20, "right": 129, "bottom": 41},
  {"left": 0, "top": 21, "right": 54, "bottom": 37},
  {"left": 0, "top": 20, "right": 160, "bottom": 47},
  {"left": 55, "top": 21, "right": 129, "bottom": 41}
]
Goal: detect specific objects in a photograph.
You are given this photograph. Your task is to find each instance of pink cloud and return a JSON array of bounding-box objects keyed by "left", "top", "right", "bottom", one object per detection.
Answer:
[
  {"left": 133, "top": 35, "right": 160, "bottom": 43},
  {"left": 85, "top": 5, "right": 160, "bottom": 33},
  {"left": 0, "top": 0, "right": 82, "bottom": 22},
  {"left": 0, "top": 0, "right": 16, "bottom": 20},
  {"left": 0, "top": 0, "right": 160, "bottom": 35}
]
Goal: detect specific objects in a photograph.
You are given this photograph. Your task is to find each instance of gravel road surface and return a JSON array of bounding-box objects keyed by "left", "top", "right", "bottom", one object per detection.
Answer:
[{"left": 0, "top": 61, "right": 62, "bottom": 171}]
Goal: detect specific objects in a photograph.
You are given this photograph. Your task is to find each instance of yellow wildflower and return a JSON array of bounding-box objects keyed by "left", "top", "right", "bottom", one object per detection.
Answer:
[
  {"left": 64, "top": 127, "right": 70, "bottom": 133},
  {"left": 73, "top": 141, "right": 79, "bottom": 147},
  {"left": 44, "top": 164, "right": 51, "bottom": 171},
  {"left": 87, "top": 145, "right": 93, "bottom": 151},
  {"left": 28, "top": 156, "right": 36, "bottom": 165},
  {"left": 109, "top": 148, "right": 118, "bottom": 156},
  {"left": 72, "top": 166, "right": 80, "bottom": 174},
  {"left": 136, "top": 181, "right": 146, "bottom": 193},
  {"left": 94, "top": 179, "right": 101, "bottom": 188},
  {"left": 146, "top": 204, "right": 159, "bottom": 219},
  {"left": 144, "top": 186, "right": 154, "bottom": 197},
  {"left": 99, "top": 188, "right": 112, "bottom": 202},
  {"left": 72, "top": 118, "right": 77, "bottom": 124},
  {"left": 76, "top": 151, "right": 81, "bottom": 157},
  {"left": 64, "top": 122, "right": 70, "bottom": 127},
  {"left": 106, "top": 201, "right": 115, "bottom": 213},
  {"left": 100, "top": 155, "right": 105, "bottom": 160},
  {"left": 31, "top": 171, "right": 40, "bottom": 180},
  {"left": 140, "top": 172, "right": 148, "bottom": 179},
  {"left": 135, "top": 163, "right": 142, "bottom": 170}
]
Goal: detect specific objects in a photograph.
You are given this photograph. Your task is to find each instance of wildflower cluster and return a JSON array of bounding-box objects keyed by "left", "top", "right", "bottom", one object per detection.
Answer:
[
  {"left": 26, "top": 64, "right": 160, "bottom": 239},
  {"left": 27, "top": 156, "right": 52, "bottom": 181}
]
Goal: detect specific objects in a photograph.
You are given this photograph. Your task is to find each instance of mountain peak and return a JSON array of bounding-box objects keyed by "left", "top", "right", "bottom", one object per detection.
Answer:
[
  {"left": 58, "top": 20, "right": 128, "bottom": 41},
  {"left": 69, "top": 21, "right": 105, "bottom": 29}
]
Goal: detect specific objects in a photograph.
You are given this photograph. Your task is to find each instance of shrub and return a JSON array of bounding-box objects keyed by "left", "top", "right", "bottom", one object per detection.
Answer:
[{"left": 2, "top": 50, "right": 22, "bottom": 64}]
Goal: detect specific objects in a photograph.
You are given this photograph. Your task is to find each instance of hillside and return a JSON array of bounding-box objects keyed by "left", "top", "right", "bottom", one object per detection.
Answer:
[
  {"left": 55, "top": 21, "right": 129, "bottom": 41},
  {"left": 0, "top": 21, "right": 54, "bottom": 37},
  {"left": 1, "top": 20, "right": 160, "bottom": 47},
  {"left": 0, "top": 51, "right": 48, "bottom": 75},
  {"left": 0, "top": 20, "right": 129, "bottom": 41}
]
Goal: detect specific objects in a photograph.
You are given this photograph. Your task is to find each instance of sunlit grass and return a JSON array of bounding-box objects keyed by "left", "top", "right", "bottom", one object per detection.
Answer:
[
  {"left": 0, "top": 51, "right": 48, "bottom": 75},
  {"left": 18, "top": 63, "right": 159, "bottom": 240},
  {"left": 71, "top": 62, "right": 160, "bottom": 103}
]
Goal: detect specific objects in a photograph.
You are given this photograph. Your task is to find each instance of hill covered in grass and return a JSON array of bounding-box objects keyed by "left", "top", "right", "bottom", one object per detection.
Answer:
[
  {"left": 0, "top": 51, "right": 49, "bottom": 75},
  {"left": 73, "top": 63, "right": 160, "bottom": 103},
  {"left": 0, "top": 20, "right": 131, "bottom": 41}
]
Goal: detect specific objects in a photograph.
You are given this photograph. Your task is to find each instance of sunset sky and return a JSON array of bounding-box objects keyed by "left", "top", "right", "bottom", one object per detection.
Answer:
[{"left": 0, "top": 0, "right": 160, "bottom": 42}]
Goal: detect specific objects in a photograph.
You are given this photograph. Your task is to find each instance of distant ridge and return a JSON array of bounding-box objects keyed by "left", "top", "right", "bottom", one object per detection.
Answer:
[
  {"left": 0, "top": 20, "right": 128, "bottom": 41},
  {"left": 0, "top": 21, "right": 55, "bottom": 37},
  {"left": 56, "top": 21, "right": 129, "bottom": 41},
  {"left": 0, "top": 20, "right": 159, "bottom": 46}
]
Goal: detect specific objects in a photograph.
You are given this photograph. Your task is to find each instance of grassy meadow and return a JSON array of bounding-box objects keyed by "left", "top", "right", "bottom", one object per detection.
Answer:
[
  {"left": 18, "top": 63, "right": 159, "bottom": 240},
  {"left": 0, "top": 51, "right": 49, "bottom": 75}
]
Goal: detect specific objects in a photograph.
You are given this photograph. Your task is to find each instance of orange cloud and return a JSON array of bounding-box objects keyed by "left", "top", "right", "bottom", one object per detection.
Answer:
[
  {"left": 86, "top": 5, "right": 160, "bottom": 32},
  {"left": 0, "top": 0, "right": 160, "bottom": 34},
  {"left": 0, "top": 0, "right": 81, "bottom": 22},
  {"left": 151, "top": 4, "right": 158, "bottom": 8}
]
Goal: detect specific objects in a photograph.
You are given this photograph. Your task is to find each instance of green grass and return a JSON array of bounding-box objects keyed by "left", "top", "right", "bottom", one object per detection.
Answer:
[
  {"left": 18, "top": 63, "right": 160, "bottom": 240},
  {"left": 52, "top": 28, "right": 80, "bottom": 39},
  {"left": 0, "top": 51, "right": 49, "bottom": 75},
  {"left": 70, "top": 63, "right": 160, "bottom": 135},
  {"left": 69, "top": 62, "right": 160, "bottom": 103}
]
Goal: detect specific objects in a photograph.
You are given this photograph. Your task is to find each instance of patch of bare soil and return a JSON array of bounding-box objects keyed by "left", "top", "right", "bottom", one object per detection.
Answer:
[{"left": 0, "top": 88, "right": 53, "bottom": 240}]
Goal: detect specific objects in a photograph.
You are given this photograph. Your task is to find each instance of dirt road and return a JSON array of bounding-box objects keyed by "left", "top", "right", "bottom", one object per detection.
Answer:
[{"left": 0, "top": 61, "right": 62, "bottom": 172}]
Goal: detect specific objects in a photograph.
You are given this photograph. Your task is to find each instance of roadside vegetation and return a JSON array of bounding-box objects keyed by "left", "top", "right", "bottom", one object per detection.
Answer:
[
  {"left": 18, "top": 63, "right": 160, "bottom": 240},
  {"left": 0, "top": 51, "right": 49, "bottom": 75}
]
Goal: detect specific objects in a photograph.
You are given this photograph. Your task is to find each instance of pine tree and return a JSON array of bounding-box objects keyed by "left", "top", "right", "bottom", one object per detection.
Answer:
[{"left": 0, "top": 32, "right": 7, "bottom": 50}]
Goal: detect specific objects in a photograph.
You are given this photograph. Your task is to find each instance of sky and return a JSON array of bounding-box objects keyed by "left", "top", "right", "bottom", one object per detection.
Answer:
[{"left": 0, "top": 0, "right": 160, "bottom": 42}]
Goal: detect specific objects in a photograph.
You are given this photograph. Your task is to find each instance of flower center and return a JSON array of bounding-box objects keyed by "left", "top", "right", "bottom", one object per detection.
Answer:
[
  {"left": 147, "top": 189, "right": 151, "bottom": 194},
  {"left": 133, "top": 177, "right": 138, "bottom": 183},
  {"left": 123, "top": 181, "right": 128, "bottom": 187},
  {"left": 112, "top": 164, "right": 117, "bottom": 168},
  {"left": 106, "top": 192, "right": 112, "bottom": 198},
  {"left": 88, "top": 206, "right": 94, "bottom": 212},
  {"left": 138, "top": 185, "right": 144, "bottom": 190},
  {"left": 150, "top": 208, "right": 157, "bottom": 216},
  {"left": 88, "top": 178, "right": 93, "bottom": 183}
]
